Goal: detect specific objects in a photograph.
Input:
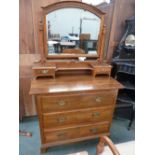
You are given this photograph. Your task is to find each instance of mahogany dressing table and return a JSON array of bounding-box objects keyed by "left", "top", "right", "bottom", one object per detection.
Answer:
[{"left": 29, "top": 1, "right": 123, "bottom": 153}]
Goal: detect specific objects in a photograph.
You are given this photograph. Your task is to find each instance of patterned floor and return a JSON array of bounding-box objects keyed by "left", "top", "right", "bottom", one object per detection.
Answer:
[{"left": 19, "top": 116, "right": 135, "bottom": 155}]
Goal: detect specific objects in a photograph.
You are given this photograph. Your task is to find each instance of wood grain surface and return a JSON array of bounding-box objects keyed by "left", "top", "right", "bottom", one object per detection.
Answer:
[{"left": 20, "top": 0, "right": 134, "bottom": 117}]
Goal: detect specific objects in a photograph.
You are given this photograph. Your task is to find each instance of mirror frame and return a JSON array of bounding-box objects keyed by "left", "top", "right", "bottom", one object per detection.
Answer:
[{"left": 41, "top": 1, "right": 106, "bottom": 62}]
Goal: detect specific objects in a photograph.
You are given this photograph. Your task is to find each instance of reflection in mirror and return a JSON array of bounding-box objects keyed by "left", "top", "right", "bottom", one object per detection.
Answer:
[{"left": 46, "top": 8, "right": 101, "bottom": 56}]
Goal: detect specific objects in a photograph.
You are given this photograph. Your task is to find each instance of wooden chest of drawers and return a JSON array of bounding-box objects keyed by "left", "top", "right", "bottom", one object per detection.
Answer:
[{"left": 29, "top": 75, "right": 123, "bottom": 153}]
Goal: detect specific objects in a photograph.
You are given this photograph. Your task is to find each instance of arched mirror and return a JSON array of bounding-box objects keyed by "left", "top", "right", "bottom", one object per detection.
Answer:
[
  {"left": 42, "top": 1, "right": 106, "bottom": 60},
  {"left": 46, "top": 8, "right": 100, "bottom": 56}
]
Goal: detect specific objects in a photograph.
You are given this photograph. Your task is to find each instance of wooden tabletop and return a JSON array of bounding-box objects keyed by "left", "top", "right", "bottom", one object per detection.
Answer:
[{"left": 29, "top": 75, "right": 123, "bottom": 95}]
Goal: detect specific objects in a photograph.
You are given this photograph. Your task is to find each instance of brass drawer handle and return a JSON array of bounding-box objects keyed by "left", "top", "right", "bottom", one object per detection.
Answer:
[
  {"left": 58, "top": 100, "right": 66, "bottom": 106},
  {"left": 41, "top": 69, "right": 49, "bottom": 74},
  {"left": 57, "top": 117, "right": 66, "bottom": 123},
  {"left": 90, "top": 128, "right": 98, "bottom": 134},
  {"left": 95, "top": 97, "right": 103, "bottom": 103},
  {"left": 92, "top": 112, "right": 100, "bottom": 118},
  {"left": 57, "top": 132, "right": 66, "bottom": 138}
]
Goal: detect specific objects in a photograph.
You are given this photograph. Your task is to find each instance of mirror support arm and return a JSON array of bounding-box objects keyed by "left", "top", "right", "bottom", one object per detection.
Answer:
[
  {"left": 98, "top": 16, "right": 106, "bottom": 63},
  {"left": 39, "top": 18, "right": 46, "bottom": 64}
]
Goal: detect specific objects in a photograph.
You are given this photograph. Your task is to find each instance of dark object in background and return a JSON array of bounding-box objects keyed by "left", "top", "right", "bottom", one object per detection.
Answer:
[{"left": 112, "top": 16, "right": 135, "bottom": 129}]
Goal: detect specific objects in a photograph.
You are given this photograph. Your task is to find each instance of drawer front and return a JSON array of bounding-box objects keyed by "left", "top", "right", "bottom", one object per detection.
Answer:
[
  {"left": 33, "top": 69, "right": 55, "bottom": 77},
  {"left": 41, "top": 90, "right": 116, "bottom": 113},
  {"left": 44, "top": 122, "right": 109, "bottom": 143},
  {"left": 43, "top": 107, "right": 112, "bottom": 128},
  {"left": 96, "top": 67, "right": 111, "bottom": 73}
]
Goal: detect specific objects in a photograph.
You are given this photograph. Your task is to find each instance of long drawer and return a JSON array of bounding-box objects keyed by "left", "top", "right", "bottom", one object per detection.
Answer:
[
  {"left": 43, "top": 107, "right": 113, "bottom": 128},
  {"left": 39, "top": 90, "right": 116, "bottom": 113},
  {"left": 44, "top": 122, "right": 109, "bottom": 143}
]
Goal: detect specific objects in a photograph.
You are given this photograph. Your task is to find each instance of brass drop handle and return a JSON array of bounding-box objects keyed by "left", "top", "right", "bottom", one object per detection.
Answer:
[
  {"left": 41, "top": 69, "right": 49, "bottom": 74},
  {"left": 90, "top": 128, "right": 98, "bottom": 134},
  {"left": 58, "top": 100, "right": 66, "bottom": 106},
  {"left": 95, "top": 97, "right": 103, "bottom": 103},
  {"left": 57, "top": 132, "right": 66, "bottom": 138},
  {"left": 57, "top": 117, "right": 66, "bottom": 123},
  {"left": 92, "top": 112, "right": 100, "bottom": 118}
]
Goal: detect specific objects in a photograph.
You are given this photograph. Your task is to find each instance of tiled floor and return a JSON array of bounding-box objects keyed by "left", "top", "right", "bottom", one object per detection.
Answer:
[{"left": 19, "top": 117, "right": 134, "bottom": 155}]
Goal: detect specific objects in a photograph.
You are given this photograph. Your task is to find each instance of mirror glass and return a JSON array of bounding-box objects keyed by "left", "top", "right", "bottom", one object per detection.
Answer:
[{"left": 46, "top": 8, "right": 101, "bottom": 56}]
